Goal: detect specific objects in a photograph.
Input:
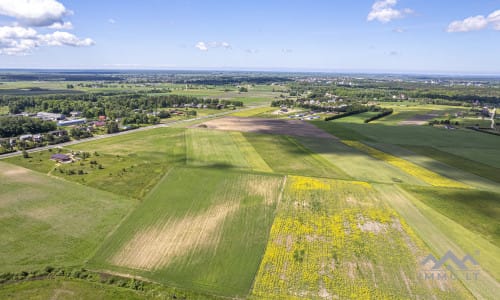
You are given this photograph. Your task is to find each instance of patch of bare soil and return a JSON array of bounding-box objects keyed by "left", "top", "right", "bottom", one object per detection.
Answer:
[
  {"left": 399, "top": 113, "right": 439, "bottom": 126},
  {"left": 193, "top": 117, "right": 336, "bottom": 138},
  {"left": 111, "top": 203, "right": 238, "bottom": 270}
]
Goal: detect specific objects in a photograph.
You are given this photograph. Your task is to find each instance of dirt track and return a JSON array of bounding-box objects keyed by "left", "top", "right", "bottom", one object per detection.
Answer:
[{"left": 193, "top": 117, "right": 336, "bottom": 138}]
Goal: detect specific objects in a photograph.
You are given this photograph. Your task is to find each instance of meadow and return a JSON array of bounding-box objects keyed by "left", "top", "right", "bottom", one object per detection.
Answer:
[
  {"left": 0, "top": 162, "right": 136, "bottom": 273},
  {"left": 89, "top": 167, "right": 284, "bottom": 297},
  {"left": 0, "top": 280, "right": 145, "bottom": 300},
  {"left": 6, "top": 128, "right": 187, "bottom": 199}
]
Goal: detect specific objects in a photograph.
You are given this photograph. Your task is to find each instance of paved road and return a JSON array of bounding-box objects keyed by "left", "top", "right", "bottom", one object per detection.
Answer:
[{"left": 0, "top": 107, "right": 258, "bottom": 160}]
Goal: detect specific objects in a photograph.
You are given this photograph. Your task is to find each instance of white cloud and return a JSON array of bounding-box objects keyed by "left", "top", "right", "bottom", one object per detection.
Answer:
[
  {"left": 0, "top": 25, "right": 94, "bottom": 55},
  {"left": 195, "top": 41, "right": 231, "bottom": 51},
  {"left": 195, "top": 41, "right": 208, "bottom": 51},
  {"left": 367, "top": 0, "right": 412, "bottom": 23},
  {"left": 447, "top": 15, "right": 488, "bottom": 32},
  {"left": 0, "top": 25, "right": 37, "bottom": 39},
  {"left": 488, "top": 10, "right": 500, "bottom": 30},
  {"left": 108, "top": 18, "right": 116, "bottom": 24},
  {"left": 282, "top": 48, "right": 293, "bottom": 53},
  {"left": 447, "top": 10, "right": 500, "bottom": 32},
  {"left": 393, "top": 28, "right": 405, "bottom": 33},
  {"left": 0, "top": 0, "right": 70, "bottom": 26},
  {"left": 39, "top": 31, "right": 95, "bottom": 47},
  {"left": 48, "top": 21, "right": 73, "bottom": 30}
]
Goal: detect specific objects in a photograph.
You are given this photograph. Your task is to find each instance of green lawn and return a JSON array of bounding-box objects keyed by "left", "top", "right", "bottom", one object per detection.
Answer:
[
  {"left": 89, "top": 167, "right": 284, "bottom": 298},
  {"left": 244, "top": 133, "right": 349, "bottom": 179},
  {"left": 0, "top": 162, "right": 136, "bottom": 273}
]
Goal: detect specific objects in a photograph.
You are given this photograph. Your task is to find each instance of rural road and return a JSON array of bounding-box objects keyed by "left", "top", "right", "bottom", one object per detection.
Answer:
[
  {"left": 491, "top": 108, "right": 496, "bottom": 130},
  {"left": 0, "top": 106, "right": 261, "bottom": 160}
]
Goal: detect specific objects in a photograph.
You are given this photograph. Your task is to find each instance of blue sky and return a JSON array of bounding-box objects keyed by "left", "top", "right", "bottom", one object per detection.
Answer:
[{"left": 0, "top": 0, "right": 499, "bottom": 74}]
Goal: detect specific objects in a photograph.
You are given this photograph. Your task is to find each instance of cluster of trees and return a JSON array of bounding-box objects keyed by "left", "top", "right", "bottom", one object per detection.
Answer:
[
  {"left": 2, "top": 94, "right": 243, "bottom": 121},
  {"left": 122, "top": 113, "right": 160, "bottom": 125},
  {"left": 0, "top": 116, "right": 56, "bottom": 138}
]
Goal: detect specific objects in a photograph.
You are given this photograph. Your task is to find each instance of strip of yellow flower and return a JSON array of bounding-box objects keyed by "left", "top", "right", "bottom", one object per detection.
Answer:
[
  {"left": 289, "top": 175, "right": 331, "bottom": 191},
  {"left": 342, "top": 140, "right": 469, "bottom": 188}
]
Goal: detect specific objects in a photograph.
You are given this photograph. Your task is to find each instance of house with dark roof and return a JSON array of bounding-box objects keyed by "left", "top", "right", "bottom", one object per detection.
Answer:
[{"left": 50, "top": 153, "right": 71, "bottom": 163}]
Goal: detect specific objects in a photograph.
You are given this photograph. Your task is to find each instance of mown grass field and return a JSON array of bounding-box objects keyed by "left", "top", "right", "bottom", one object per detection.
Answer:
[
  {"left": 0, "top": 162, "right": 136, "bottom": 273},
  {"left": 252, "top": 176, "right": 471, "bottom": 299},
  {"left": 89, "top": 168, "right": 284, "bottom": 297}
]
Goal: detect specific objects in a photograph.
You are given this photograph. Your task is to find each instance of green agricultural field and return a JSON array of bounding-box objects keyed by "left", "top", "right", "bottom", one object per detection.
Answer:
[
  {"left": 0, "top": 280, "right": 145, "bottom": 300},
  {"left": 186, "top": 128, "right": 250, "bottom": 169},
  {"left": 312, "top": 118, "right": 500, "bottom": 168},
  {"left": 403, "top": 186, "right": 500, "bottom": 248},
  {"left": 0, "top": 162, "right": 136, "bottom": 273},
  {"left": 368, "top": 143, "right": 500, "bottom": 192},
  {"left": 295, "top": 136, "right": 426, "bottom": 185},
  {"left": 89, "top": 167, "right": 284, "bottom": 298},
  {"left": 376, "top": 185, "right": 500, "bottom": 299},
  {"left": 403, "top": 145, "right": 500, "bottom": 183},
  {"left": 5, "top": 128, "right": 187, "bottom": 199},
  {"left": 0, "top": 106, "right": 8, "bottom": 115},
  {"left": 252, "top": 176, "right": 471, "bottom": 299},
  {"left": 244, "top": 133, "right": 349, "bottom": 179}
]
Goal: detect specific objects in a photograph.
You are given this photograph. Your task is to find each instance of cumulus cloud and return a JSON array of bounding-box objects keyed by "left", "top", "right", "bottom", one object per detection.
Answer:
[
  {"left": 48, "top": 21, "right": 73, "bottom": 30},
  {"left": 447, "top": 10, "right": 500, "bottom": 32},
  {"left": 39, "top": 31, "right": 95, "bottom": 47},
  {"left": 0, "top": 25, "right": 94, "bottom": 55},
  {"left": 195, "top": 41, "right": 231, "bottom": 51},
  {"left": 367, "top": 0, "right": 412, "bottom": 23},
  {"left": 0, "top": 0, "right": 71, "bottom": 27},
  {"left": 0, "top": 1, "right": 94, "bottom": 55},
  {"left": 108, "top": 18, "right": 116, "bottom": 24}
]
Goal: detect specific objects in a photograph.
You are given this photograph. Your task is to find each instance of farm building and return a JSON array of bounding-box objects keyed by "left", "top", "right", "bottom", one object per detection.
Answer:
[
  {"left": 58, "top": 118, "right": 87, "bottom": 126},
  {"left": 50, "top": 153, "right": 71, "bottom": 163}
]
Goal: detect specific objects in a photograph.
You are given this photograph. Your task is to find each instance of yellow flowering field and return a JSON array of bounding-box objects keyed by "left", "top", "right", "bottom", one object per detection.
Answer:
[
  {"left": 251, "top": 176, "right": 472, "bottom": 299},
  {"left": 342, "top": 141, "right": 468, "bottom": 188}
]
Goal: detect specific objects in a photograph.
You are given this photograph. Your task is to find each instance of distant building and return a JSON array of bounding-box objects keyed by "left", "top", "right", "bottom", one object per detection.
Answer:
[
  {"left": 70, "top": 111, "right": 82, "bottom": 117},
  {"left": 19, "top": 134, "right": 33, "bottom": 141},
  {"left": 58, "top": 118, "right": 87, "bottom": 127},
  {"left": 36, "top": 112, "right": 65, "bottom": 121},
  {"left": 48, "top": 130, "right": 68, "bottom": 137}
]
